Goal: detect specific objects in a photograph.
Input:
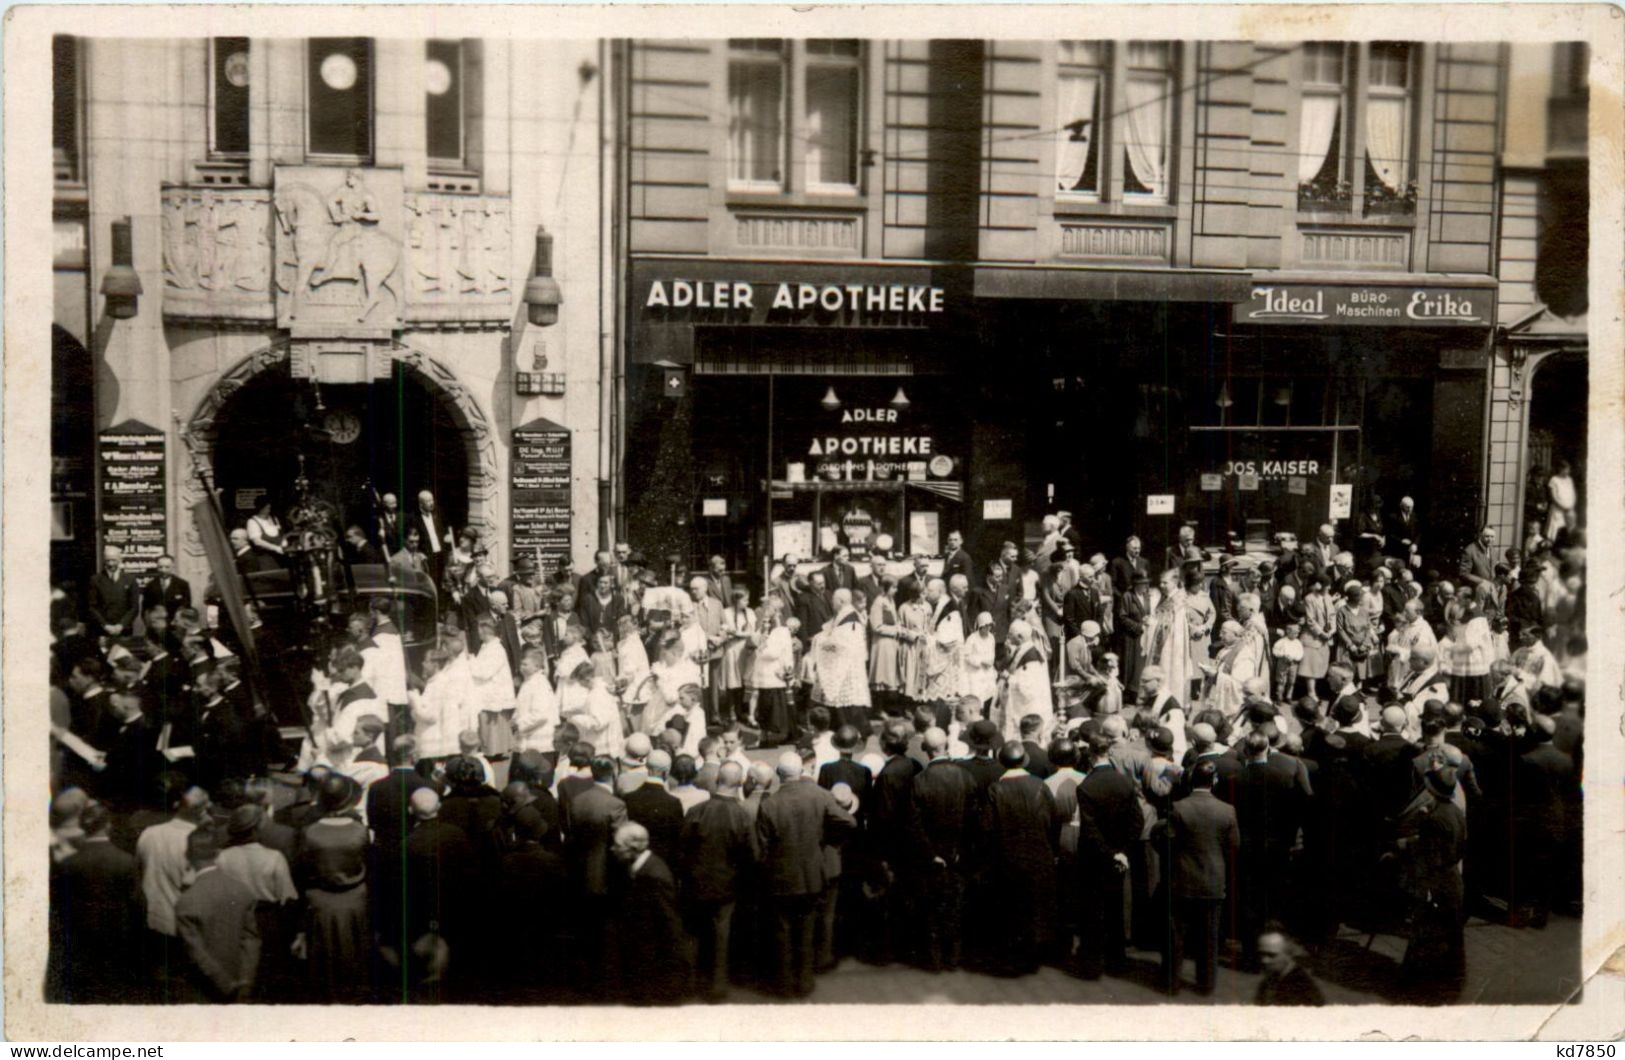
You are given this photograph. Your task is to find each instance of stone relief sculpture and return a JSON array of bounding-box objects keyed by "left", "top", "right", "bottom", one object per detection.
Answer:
[{"left": 275, "top": 170, "right": 402, "bottom": 324}]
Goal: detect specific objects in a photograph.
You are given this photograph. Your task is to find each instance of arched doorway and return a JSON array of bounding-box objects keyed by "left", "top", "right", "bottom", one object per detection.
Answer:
[
  {"left": 210, "top": 365, "right": 471, "bottom": 537},
  {"left": 1522, "top": 348, "right": 1587, "bottom": 538},
  {"left": 180, "top": 341, "right": 500, "bottom": 574}
]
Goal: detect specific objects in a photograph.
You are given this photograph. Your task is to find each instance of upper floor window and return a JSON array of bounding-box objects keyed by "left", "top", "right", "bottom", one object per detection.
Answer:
[
  {"left": 1054, "top": 41, "right": 1176, "bottom": 205},
  {"left": 1297, "top": 41, "right": 1418, "bottom": 217},
  {"left": 53, "top": 35, "right": 81, "bottom": 183},
  {"left": 804, "top": 39, "right": 861, "bottom": 191},
  {"left": 728, "top": 39, "right": 786, "bottom": 189},
  {"left": 307, "top": 38, "right": 373, "bottom": 161},
  {"left": 426, "top": 39, "right": 466, "bottom": 170},
  {"left": 728, "top": 39, "right": 863, "bottom": 195},
  {"left": 1056, "top": 41, "right": 1105, "bottom": 197},
  {"left": 211, "top": 38, "right": 251, "bottom": 158}
]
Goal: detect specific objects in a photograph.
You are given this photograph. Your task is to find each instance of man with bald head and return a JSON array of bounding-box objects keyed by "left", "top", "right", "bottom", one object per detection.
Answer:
[
  {"left": 612, "top": 821, "right": 690, "bottom": 1004},
  {"left": 623, "top": 748, "right": 684, "bottom": 865},
  {"left": 410, "top": 489, "right": 449, "bottom": 586},
  {"left": 401, "top": 787, "right": 476, "bottom": 963},
  {"left": 565, "top": 754, "right": 629, "bottom": 994},
  {"left": 679, "top": 759, "right": 754, "bottom": 1001},
  {"left": 1363, "top": 705, "right": 1422, "bottom": 823},
  {"left": 755, "top": 751, "right": 856, "bottom": 996},
  {"left": 907, "top": 726, "right": 977, "bottom": 971},
  {"left": 819, "top": 588, "right": 872, "bottom": 731}
]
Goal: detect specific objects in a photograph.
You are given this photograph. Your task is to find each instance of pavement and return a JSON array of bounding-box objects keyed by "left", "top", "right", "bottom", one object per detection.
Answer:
[{"left": 719, "top": 914, "right": 1582, "bottom": 1006}]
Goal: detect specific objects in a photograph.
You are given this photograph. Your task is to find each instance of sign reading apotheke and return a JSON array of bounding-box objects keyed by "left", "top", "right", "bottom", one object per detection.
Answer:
[
  {"left": 639, "top": 275, "right": 947, "bottom": 327},
  {"left": 1235, "top": 283, "right": 1493, "bottom": 327}
]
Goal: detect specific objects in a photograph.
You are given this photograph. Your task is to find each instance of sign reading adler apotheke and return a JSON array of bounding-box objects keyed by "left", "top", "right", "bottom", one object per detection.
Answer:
[
  {"left": 642, "top": 277, "right": 947, "bottom": 327},
  {"left": 1236, "top": 282, "right": 1493, "bottom": 327}
]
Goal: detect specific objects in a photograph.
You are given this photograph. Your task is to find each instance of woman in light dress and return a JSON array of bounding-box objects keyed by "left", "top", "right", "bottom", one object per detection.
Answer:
[
  {"left": 560, "top": 658, "right": 623, "bottom": 760},
  {"left": 963, "top": 611, "right": 999, "bottom": 718},
  {"left": 1546, "top": 458, "right": 1577, "bottom": 540},
  {"left": 898, "top": 589, "right": 932, "bottom": 704},
  {"left": 468, "top": 615, "right": 516, "bottom": 758},
  {"left": 717, "top": 588, "right": 756, "bottom": 726},
  {"left": 868, "top": 575, "right": 904, "bottom": 717},
  {"left": 1298, "top": 575, "right": 1335, "bottom": 699},
  {"left": 1334, "top": 581, "right": 1379, "bottom": 684}
]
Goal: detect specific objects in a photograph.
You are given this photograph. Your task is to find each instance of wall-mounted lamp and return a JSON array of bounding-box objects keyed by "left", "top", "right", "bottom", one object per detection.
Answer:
[
  {"left": 101, "top": 216, "right": 143, "bottom": 320},
  {"left": 523, "top": 226, "right": 562, "bottom": 327},
  {"left": 1272, "top": 384, "right": 1293, "bottom": 407},
  {"left": 1214, "top": 381, "right": 1234, "bottom": 408},
  {"left": 820, "top": 386, "right": 841, "bottom": 412},
  {"left": 889, "top": 386, "right": 911, "bottom": 410}
]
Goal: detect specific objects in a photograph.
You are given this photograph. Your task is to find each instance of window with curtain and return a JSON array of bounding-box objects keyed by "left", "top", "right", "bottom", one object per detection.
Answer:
[
  {"left": 1297, "top": 42, "right": 1346, "bottom": 208},
  {"left": 307, "top": 38, "right": 374, "bottom": 160},
  {"left": 426, "top": 39, "right": 466, "bottom": 169},
  {"left": 1364, "top": 42, "right": 1413, "bottom": 207},
  {"left": 804, "top": 40, "right": 861, "bottom": 191},
  {"left": 728, "top": 39, "right": 787, "bottom": 189},
  {"left": 211, "top": 38, "right": 251, "bottom": 158},
  {"left": 1056, "top": 41, "right": 1105, "bottom": 197},
  {"left": 1122, "top": 41, "right": 1174, "bottom": 201}
]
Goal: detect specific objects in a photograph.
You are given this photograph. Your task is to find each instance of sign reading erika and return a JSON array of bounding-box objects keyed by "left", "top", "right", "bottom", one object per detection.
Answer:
[{"left": 1235, "top": 283, "right": 1493, "bottom": 327}]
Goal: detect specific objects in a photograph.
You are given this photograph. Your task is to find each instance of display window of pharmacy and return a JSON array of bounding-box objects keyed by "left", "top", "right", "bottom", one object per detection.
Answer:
[
  {"left": 1180, "top": 374, "right": 1364, "bottom": 554},
  {"left": 692, "top": 373, "right": 955, "bottom": 578}
]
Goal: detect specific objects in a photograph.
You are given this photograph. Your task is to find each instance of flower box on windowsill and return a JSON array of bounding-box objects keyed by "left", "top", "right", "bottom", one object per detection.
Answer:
[
  {"left": 1362, "top": 180, "right": 1418, "bottom": 219},
  {"left": 1296, "top": 181, "right": 1353, "bottom": 214}
]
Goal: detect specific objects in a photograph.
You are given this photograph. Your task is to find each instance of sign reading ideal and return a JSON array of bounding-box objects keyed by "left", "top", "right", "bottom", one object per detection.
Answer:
[{"left": 1235, "top": 283, "right": 1493, "bottom": 327}]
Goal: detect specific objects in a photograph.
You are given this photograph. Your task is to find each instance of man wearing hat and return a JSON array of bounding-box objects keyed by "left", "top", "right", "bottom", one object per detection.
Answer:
[
  {"left": 503, "top": 556, "right": 546, "bottom": 623},
  {"left": 1394, "top": 759, "right": 1468, "bottom": 1002},
  {"left": 1116, "top": 569, "right": 1154, "bottom": 694},
  {"left": 755, "top": 750, "right": 857, "bottom": 997}
]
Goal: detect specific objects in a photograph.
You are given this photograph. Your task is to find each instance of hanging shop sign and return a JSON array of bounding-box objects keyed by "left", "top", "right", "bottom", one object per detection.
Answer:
[
  {"left": 1235, "top": 282, "right": 1493, "bottom": 327},
  {"left": 98, "top": 420, "right": 167, "bottom": 575},
  {"left": 511, "top": 418, "right": 573, "bottom": 575}
]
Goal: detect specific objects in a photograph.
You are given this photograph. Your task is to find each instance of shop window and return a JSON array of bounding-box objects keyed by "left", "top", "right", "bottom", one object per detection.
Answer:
[
  {"left": 53, "top": 35, "right": 81, "bottom": 184},
  {"left": 1296, "top": 41, "right": 1418, "bottom": 217},
  {"left": 211, "top": 38, "right": 251, "bottom": 159},
  {"left": 1054, "top": 40, "right": 1175, "bottom": 204},
  {"left": 307, "top": 38, "right": 374, "bottom": 162},
  {"left": 426, "top": 39, "right": 468, "bottom": 172},
  {"left": 728, "top": 39, "right": 864, "bottom": 195}
]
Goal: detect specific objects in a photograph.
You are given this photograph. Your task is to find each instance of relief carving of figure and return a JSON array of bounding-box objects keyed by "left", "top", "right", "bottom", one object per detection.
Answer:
[{"left": 275, "top": 170, "right": 401, "bottom": 324}]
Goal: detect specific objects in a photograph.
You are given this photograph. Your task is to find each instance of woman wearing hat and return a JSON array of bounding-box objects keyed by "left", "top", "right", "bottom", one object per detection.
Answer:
[
  {"left": 964, "top": 610, "right": 999, "bottom": 718},
  {"left": 1298, "top": 575, "right": 1335, "bottom": 699},
  {"left": 746, "top": 600, "right": 795, "bottom": 744},
  {"left": 867, "top": 575, "right": 904, "bottom": 719},
  {"left": 1334, "top": 581, "right": 1379, "bottom": 686},
  {"left": 295, "top": 773, "right": 370, "bottom": 1003}
]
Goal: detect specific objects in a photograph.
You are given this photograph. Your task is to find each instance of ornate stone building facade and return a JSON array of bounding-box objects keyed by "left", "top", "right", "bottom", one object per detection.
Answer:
[{"left": 52, "top": 36, "right": 610, "bottom": 599}]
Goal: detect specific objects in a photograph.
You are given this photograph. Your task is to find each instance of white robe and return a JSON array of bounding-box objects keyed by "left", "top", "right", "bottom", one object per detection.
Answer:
[
  {"left": 1150, "top": 588, "right": 1195, "bottom": 703},
  {"left": 513, "top": 670, "right": 560, "bottom": 753},
  {"left": 1002, "top": 645, "right": 1054, "bottom": 742},
  {"left": 963, "top": 631, "right": 999, "bottom": 702},
  {"left": 411, "top": 666, "right": 473, "bottom": 760},
  {"left": 816, "top": 607, "right": 871, "bottom": 708},
  {"left": 1206, "top": 637, "right": 1260, "bottom": 718},
  {"left": 921, "top": 601, "right": 965, "bottom": 701},
  {"left": 470, "top": 639, "right": 516, "bottom": 714}
]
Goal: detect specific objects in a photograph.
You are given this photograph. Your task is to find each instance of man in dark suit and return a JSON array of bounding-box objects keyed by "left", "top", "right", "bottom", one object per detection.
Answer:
[
  {"left": 1458, "top": 525, "right": 1499, "bottom": 589},
  {"left": 97, "top": 688, "right": 163, "bottom": 812},
  {"left": 341, "top": 525, "right": 385, "bottom": 567},
  {"left": 367, "top": 735, "right": 433, "bottom": 915},
  {"left": 374, "top": 491, "right": 403, "bottom": 555},
  {"left": 139, "top": 554, "right": 192, "bottom": 621},
  {"left": 905, "top": 726, "right": 977, "bottom": 971},
  {"left": 65, "top": 655, "right": 115, "bottom": 746},
  {"left": 824, "top": 546, "right": 859, "bottom": 593},
  {"left": 612, "top": 821, "right": 692, "bottom": 1004},
  {"left": 89, "top": 544, "right": 140, "bottom": 641},
  {"left": 1363, "top": 706, "right": 1422, "bottom": 822},
  {"left": 978, "top": 742, "right": 1065, "bottom": 977},
  {"left": 173, "top": 828, "right": 260, "bottom": 1003},
  {"left": 967, "top": 562, "right": 1014, "bottom": 650},
  {"left": 565, "top": 756, "right": 629, "bottom": 989},
  {"left": 703, "top": 554, "right": 735, "bottom": 606},
  {"left": 1512, "top": 714, "right": 1576, "bottom": 928},
  {"left": 410, "top": 489, "right": 452, "bottom": 587},
  {"left": 487, "top": 589, "right": 525, "bottom": 679},
  {"left": 1157, "top": 761, "right": 1239, "bottom": 994},
  {"left": 1019, "top": 714, "right": 1055, "bottom": 779},
  {"left": 896, "top": 554, "right": 932, "bottom": 607},
  {"left": 47, "top": 801, "right": 142, "bottom": 1003},
  {"left": 754, "top": 751, "right": 857, "bottom": 997},
  {"left": 942, "top": 531, "right": 975, "bottom": 590},
  {"left": 577, "top": 575, "right": 625, "bottom": 644},
  {"left": 1116, "top": 571, "right": 1154, "bottom": 693},
  {"left": 623, "top": 750, "right": 686, "bottom": 867},
  {"left": 679, "top": 761, "right": 755, "bottom": 1001},
  {"left": 1233, "top": 730, "right": 1305, "bottom": 970},
  {"left": 1062, "top": 572, "right": 1102, "bottom": 642},
  {"left": 1075, "top": 732, "right": 1143, "bottom": 979},
  {"left": 793, "top": 571, "right": 835, "bottom": 649},
  {"left": 401, "top": 788, "right": 478, "bottom": 960},
  {"left": 1107, "top": 536, "right": 1149, "bottom": 597},
  {"left": 1383, "top": 496, "right": 1421, "bottom": 565},
  {"left": 866, "top": 724, "right": 921, "bottom": 965},
  {"left": 492, "top": 802, "right": 568, "bottom": 1003}
]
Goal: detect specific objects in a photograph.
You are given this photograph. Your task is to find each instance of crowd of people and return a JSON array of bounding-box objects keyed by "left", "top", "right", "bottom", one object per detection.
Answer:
[{"left": 46, "top": 491, "right": 1586, "bottom": 1006}]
